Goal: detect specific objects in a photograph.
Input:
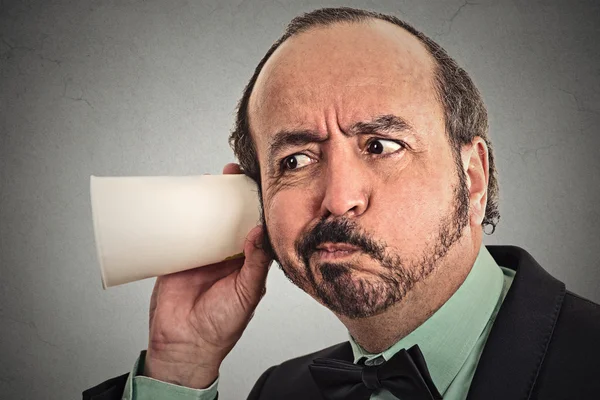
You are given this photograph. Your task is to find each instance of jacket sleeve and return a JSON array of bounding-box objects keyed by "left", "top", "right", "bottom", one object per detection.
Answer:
[
  {"left": 82, "top": 351, "right": 218, "bottom": 400},
  {"left": 81, "top": 372, "right": 219, "bottom": 400},
  {"left": 246, "top": 366, "right": 277, "bottom": 400},
  {"left": 82, "top": 372, "right": 130, "bottom": 400}
]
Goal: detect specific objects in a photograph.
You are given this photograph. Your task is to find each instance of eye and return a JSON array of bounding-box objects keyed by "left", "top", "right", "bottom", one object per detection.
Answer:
[
  {"left": 282, "top": 154, "right": 313, "bottom": 171},
  {"left": 367, "top": 139, "right": 403, "bottom": 155}
]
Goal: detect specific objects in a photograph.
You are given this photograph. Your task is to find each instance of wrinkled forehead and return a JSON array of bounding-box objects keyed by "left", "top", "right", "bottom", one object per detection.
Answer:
[{"left": 248, "top": 19, "right": 441, "bottom": 159}]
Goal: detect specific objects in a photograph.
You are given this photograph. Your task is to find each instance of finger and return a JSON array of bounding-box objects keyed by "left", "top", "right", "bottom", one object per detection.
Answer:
[
  {"left": 237, "top": 225, "right": 273, "bottom": 304},
  {"left": 161, "top": 257, "right": 245, "bottom": 291},
  {"left": 223, "top": 163, "right": 242, "bottom": 175},
  {"left": 197, "top": 257, "right": 246, "bottom": 282}
]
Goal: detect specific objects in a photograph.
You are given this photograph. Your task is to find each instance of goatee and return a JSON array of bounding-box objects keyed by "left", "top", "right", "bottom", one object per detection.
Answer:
[{"left": 263, "top": 167, "right": 470, "bottom": 319}]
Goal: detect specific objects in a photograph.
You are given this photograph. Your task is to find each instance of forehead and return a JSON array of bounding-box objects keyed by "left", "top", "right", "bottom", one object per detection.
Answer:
[{"left": 248, "top": 19, "right": 441, "bottom": 154}]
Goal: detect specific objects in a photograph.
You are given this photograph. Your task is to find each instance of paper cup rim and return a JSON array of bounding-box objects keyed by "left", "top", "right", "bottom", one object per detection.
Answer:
[{"left": 90, "top": 175, "right": 109, "bottom": 290}]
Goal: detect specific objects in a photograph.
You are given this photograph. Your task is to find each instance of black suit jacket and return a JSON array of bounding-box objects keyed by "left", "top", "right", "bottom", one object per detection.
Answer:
[{"left": 83, "top": 246, "right": 600, "bottom": 399}]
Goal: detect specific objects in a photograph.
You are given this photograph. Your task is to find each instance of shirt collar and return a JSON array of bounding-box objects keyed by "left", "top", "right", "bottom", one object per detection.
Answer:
[{"left": 348, "top": 243, "right": 504, "bottom": 394}]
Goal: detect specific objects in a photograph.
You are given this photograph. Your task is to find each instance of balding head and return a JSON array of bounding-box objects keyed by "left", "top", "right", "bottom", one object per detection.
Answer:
[
  {"left": 229, "top": 7, "right": 499, "bottom": 234},
  {"left": 249, "top": 19, "right": 440, "bottom": 153}
]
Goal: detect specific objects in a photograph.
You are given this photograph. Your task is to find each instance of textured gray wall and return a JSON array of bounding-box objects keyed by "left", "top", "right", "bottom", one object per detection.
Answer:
[{"left": 1, "top": 0, "right": 599, "bottom": 398}]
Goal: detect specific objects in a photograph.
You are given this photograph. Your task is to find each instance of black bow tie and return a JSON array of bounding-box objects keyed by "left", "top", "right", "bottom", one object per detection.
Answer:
[{"left": 308, "top": 344, "right": 442, "bottom": 400}]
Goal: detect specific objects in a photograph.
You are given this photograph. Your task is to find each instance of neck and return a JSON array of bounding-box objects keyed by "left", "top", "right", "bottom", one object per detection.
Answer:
[{"left": 339, "top": 236, "right": 480, "bottom": 354}]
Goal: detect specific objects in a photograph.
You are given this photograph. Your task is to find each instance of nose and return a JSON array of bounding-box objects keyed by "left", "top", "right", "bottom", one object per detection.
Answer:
[{"left": 320, "top": 148, "right": 370, "bottom": 219}]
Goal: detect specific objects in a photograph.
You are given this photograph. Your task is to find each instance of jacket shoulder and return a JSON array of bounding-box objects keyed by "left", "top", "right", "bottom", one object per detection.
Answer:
[
  {"left": 532, "top": 291, "right": 600, "bottom": 399},
  {"left": 554, "top": 291, "right": 600, "bottom": 340},
  {"left": 564, "top": 290, "right": 600, "bottom": 316}
]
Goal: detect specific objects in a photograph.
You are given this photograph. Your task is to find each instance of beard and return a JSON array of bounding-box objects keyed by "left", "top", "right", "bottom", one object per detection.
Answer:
[{"left": 258, "top": 161, "right": 471, "bottom": 320}]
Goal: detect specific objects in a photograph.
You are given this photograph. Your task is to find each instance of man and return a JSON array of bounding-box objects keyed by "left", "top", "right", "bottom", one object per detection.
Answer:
[{"left": 83, "top": 7, "right": 600, "bottom": 400}]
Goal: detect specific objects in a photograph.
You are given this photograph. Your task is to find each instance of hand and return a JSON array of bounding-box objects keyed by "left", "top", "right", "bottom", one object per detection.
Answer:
[{"left": 143, "top": 163, "right": 273, "bottom": 389}]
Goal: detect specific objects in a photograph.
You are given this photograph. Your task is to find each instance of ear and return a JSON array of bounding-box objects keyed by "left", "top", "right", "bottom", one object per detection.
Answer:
[{"left": 461, "top": 137, "right": 489, "bottom": 227}]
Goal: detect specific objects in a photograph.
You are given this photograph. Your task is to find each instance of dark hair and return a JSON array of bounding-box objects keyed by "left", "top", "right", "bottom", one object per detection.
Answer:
[{"left": 229, "top": 7, "right": 500, "bottom": 233}]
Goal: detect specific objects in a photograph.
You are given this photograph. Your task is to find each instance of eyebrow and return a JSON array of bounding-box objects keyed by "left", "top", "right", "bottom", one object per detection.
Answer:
[{"left": 266, "top": 114, "right": 414, "bottom": 171}]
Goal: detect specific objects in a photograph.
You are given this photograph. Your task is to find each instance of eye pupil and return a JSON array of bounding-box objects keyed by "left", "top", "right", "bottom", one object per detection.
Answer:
[
  {"left": 369, "top": 140, "right": 383, "bottom": 154},
  {"left": 285, "top": 156, "right": 298, "bottom": 170}
]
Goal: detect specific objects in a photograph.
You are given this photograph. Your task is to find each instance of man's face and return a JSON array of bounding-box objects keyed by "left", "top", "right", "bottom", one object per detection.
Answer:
[{"left": 248, "top": 20, "right": 472, "bottom": 319}]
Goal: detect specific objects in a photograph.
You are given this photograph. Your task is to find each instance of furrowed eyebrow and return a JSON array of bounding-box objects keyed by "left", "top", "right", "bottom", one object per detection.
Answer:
[
  {"left": 267, "top": 129, "right": 326, "bottom": 173},
  {"left": 266, "top": 114, "right": 414, "bottom": 173},
  {"left": 349, "top": 114, "right": 414, "bottom": 136}
]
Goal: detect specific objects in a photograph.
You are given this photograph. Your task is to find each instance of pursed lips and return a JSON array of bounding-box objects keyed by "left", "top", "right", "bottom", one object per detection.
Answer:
[{"left": 314, "top": 243, "right": 360, "bottom": 260}]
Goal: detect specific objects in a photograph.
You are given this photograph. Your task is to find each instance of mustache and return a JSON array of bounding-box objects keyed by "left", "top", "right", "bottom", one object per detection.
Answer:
[{"left": 295, "top": 218, "right": 387, "bottom": 266}]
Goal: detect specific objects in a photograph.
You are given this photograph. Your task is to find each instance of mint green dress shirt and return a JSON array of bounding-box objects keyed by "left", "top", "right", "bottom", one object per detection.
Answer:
[{"left": 121, "top": 244, "right": 515, "bottom": 400}]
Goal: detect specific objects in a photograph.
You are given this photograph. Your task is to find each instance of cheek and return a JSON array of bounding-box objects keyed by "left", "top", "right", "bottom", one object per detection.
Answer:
[
  {"left": 373, "top": 160, "right": 456, "bottom": 249},
  {"left": 265, "top": 188, "right": 317, "bottom": 256}
]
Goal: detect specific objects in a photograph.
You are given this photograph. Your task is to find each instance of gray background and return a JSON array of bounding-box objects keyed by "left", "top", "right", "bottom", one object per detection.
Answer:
[{"left": 1, "top": 0, "right": 599, "bottom": 398}]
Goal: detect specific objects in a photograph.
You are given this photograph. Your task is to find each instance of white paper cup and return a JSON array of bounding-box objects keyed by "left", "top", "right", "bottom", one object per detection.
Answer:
[{"left": 90, "top": 174, "right": 261, "bottom": 289}]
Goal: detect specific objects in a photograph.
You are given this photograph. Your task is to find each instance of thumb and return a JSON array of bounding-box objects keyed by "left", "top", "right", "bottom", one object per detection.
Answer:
[{"left": 236, "top": 225, "right": 273, "bottom": 305}]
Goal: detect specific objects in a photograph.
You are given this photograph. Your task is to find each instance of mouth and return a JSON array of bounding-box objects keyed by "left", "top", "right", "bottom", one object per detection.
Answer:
[{"left": 313, "top": 243, "right": 360, "bottom": 261}]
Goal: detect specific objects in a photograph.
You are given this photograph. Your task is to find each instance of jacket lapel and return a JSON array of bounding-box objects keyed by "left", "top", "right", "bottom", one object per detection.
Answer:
[{"left": 466, "top": 245, "right": 566, "bottom": 400}]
